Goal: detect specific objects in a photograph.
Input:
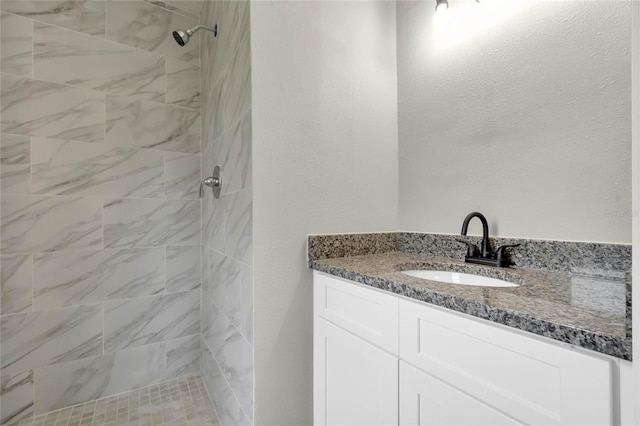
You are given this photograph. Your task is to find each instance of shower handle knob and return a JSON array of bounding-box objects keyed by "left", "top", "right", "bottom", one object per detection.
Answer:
[{"left": 199, "top": 166, "right": 222, "bottom": 199}]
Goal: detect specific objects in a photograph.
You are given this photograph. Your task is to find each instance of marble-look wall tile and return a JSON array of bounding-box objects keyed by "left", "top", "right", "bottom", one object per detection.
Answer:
[
  {"left": 103, "top": 198, "right": 200, "bottom": 248},
  {"left": 0, "top": 370, "right": 34, "bottom": 425},
  {"left": 164, "top": 1, "right": 202, "bottom": 18},
  {"left": 166, "top": 58, "right": 200, "bottom": 109},
  {"left": 227, "top": 189, "right": 252, "bottom": 265},
  {"left": 1, "top": 134, "right": 30, "bottom": 194},
  {"left": 0, "top": 1, "right": 105, "bottom": 37},
  {"left": 201, "top": 290, "right": 252, "bottom": 419},
  {"left": 1, "top": 73, "right": 105, "bottom": 143},
  {"left": 201, "top": 292, "right": 225, "bottom": 357},
  {"left": 166, "top": 246, "right": 200, "bottom": 293},
  {"left": 200, "top": 343, "right": 250, "bottom": 426},
  {"left": 1, "top": 304, "right": 103, "bottom": 375},
  {"left": 165, "top": 334, "right": 200, "bottom": 380},
  {"left": 212, "top": 35, "right": 251, "bottom": 143},
  {"left": 1, "top": 195, "right": 103, "bottom": 254},
  {"left": 31, "top": 138, "right": 164, "bottom": 198},
  {"left": 1, "top": 13, "right": 33, "bottom": 77},
  {"left": 240, "top": 265, "right": 253, "bottom": 343},
  {"left": 104, "top": 290, "right": 200, "bottom": 352},
  {"left": 205, "top": 252, "right": 250, "bottom": 329},
  {"left": 34, "top": 23, "right": 165, "bottom": 102},
  {"left": 217, "top": 324, "right": 253, "bottom": 420},
  {"left": 106, "top": 95, "right": 200, "bottom": 154},
  {"left": 164, "top": 152, "right": 200, "bottom": 199},
  {"left": 34, "top": 343, "right": 165, "bottom": 414},
  {"left": 202, "top": 190, "right": 226, "bottom": 252},
  {"left": 214, "top": 111, "right": 252, "bottom": 195},
  {"left": 32, "top": 248, "right": 165, "bottom": 310},
  {"left": 1, "top": 255, "right": 32, "bottom": 315},
  {"left": 106, "top": 1, "right": 199, "bottom": 63},
  {"left": 201, "top": 0, "right": 249, "bottom": 92}
]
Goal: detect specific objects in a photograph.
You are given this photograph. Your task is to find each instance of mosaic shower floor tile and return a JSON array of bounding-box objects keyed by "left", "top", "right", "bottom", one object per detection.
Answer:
[{"left": 14, "top": 376, "right": 218, "bottom": 426}]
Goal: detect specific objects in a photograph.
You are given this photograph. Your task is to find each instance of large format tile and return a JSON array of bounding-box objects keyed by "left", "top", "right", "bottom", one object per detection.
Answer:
[
  {"left": 164, "top": 152, "right": 200, "bottom": 199},
  {"left": 103, "top": 198, "right": 200, "bottom": 248},
  {"left": 201, "top": 0, "right": 249, "bottom": 91},
  {"left": 165, "top": 334, "right": 200, "bottom": 380},
  {"left": 201, "top": 288, "right": 252, "bottom": 419},
  {"left": 1, "top": 304, "right": 103, "bottom": 375},
  {"left": 167, "top": 57, "right": 200, "bottom": 109},
  {"left": 34, "top": 343, "right": 165, "bottom": 414},
  {"left": 106, "top": 95, "right": 200, "bottom": 153},
  {"left": 0, "top": 133, "right": 30, "bottom": 194},
  {"left": 201, "top": 293, "right": 225, "bottom": 357},
  {"left": 212, "top": 33, "right": 251, "bottom": 143},
  {"left": 31, "top": 137, "right": 164, "bottom": 198},
  {"left": 106, "top": 1, "right": 199, "bottom": 63},
  {"left": 1, "top": 255, "right": 32, "bottom": 315},
  {"left": 202, "top": 188, "right": 226, "bottom": 252},
  {"left": 1, "top": 13, "right": 32, "bottom": 76},
  {"left": 1, "top": 195, "right": 103, "bottom": 254},
  {"left": 217, "top": 324, "right": 253, "bottom": 421},
  {"left": 33, "top": 248, "right": 165, "bottom": 310},
  {"left": 166, "top": 246, "right": 201, "bottom": 293},
  {"left": 165, "top": 1, "right": 203, "bottom": 18},
  {"left": 1, "top": 1, "right": 105, "bottom": 36},
  {"left": 204, "top": 252, "right": 249, "bottom": 329},
  {"left": 214, "top": 111, "right": 252, "bottom": 195},
  {"left": 227, "top": 189, "right": 252, "bottom": 265},
  {"left": 201, "top": 343, "right": 250, "bottom": 426},
  {"left": 34, "top": 23, "right": 165, "bottom": 102},
  {"left": 240, "top": 265, "right": 253, "bottom": 343},
  {"left": 104, "top": 290, "right": 200, "bottom": 352},
  {"left": 1, "top": 73, "right": 105, "bottom": 143},
  {"left": 0, "top": 369, "right": 34, "bottom": 425}
]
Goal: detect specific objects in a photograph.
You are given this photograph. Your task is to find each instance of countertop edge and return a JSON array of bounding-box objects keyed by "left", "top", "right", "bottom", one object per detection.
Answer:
[{"left": 310, "top": 261, "right": 632, "bottom": 361}]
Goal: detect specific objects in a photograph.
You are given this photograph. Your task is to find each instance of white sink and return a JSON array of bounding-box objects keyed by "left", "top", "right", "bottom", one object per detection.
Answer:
[{"left": 401, "top": 270, "right": 519, "bottom": 287}]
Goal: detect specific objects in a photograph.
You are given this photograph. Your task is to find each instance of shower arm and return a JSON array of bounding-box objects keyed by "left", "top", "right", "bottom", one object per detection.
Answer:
[{"left": 188, "top": 25, "right": 218, "bottom": 37}]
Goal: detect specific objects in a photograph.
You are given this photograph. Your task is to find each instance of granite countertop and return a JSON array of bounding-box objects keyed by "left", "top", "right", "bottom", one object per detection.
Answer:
[{"left": 308, "top": 234, "right": 632, "bottom": 361}]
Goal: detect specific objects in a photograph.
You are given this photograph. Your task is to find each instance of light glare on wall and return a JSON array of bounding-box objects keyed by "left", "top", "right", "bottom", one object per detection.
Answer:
[
  {"left": 434, "top": 0, "right": 450, "bottom": 28},
  {"left": 433, "top": 0, "right": 529, "bottom": 50}
]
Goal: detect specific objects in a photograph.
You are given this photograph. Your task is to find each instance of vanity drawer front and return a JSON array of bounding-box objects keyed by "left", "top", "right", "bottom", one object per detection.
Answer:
[
  {"left": 314, "top": 271, "right": 398, "bottom": 354},
  {"left": 399, "top": 298, "right": 613, "bottom": 426}
]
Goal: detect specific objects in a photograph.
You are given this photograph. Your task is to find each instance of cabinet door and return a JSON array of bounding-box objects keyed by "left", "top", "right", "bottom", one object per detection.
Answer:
[
  {"left": 314, "top": 318, "right": 398, "bottom": 426},
  {"left": 399, "top": 299, "right": 614, "bottom": 425},
  {"left": 399, "top": 361, "right": 521, "bottom": 426}
]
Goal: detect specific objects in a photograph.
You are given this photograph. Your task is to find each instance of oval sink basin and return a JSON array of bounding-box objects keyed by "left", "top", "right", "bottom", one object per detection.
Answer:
[{"left": 401, "top": 270, "right": 519, "bottom": 287}]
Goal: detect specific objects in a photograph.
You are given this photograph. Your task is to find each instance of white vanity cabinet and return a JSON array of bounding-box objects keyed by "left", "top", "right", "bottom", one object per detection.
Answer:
[
  {"left": 313, "top": 271, "right": 628, "bottom": 426},
  {"left": 314, "top": 272, "right": 399, "bottom": 426}
]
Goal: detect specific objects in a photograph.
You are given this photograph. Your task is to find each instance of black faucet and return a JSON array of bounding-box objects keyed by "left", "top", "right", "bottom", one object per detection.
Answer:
[{"left": 456, "top": 212, "right": 520, "bottom": 267}]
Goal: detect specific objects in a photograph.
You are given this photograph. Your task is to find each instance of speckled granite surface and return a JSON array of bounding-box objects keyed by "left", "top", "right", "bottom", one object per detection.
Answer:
[
  {"left": 399, "top": 233, "right": 632, "bottom": 279},
  {"left": 308, "top": 233, "right": 632, "bottom": 360}
]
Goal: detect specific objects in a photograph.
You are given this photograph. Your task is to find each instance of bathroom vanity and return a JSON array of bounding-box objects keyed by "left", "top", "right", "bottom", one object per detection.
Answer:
[{"left": 309, "top": 233, "right": 633, "bottom": 426}]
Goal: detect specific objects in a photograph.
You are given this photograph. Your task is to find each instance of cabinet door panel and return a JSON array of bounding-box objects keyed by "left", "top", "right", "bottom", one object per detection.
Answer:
[
  {"left": 399, "top": 361, "right": 522, "bottom": 426},
  {"left": 314, "top": 318, "right": 398, "bottom": 426},
  {"left": 399, "top": 299, "right": 613, "bottom": 426},
  {"left": 314, "top": 271, "right": 399, "bottom": 354}
]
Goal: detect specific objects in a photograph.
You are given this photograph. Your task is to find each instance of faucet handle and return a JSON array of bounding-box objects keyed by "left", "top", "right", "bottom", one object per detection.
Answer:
[
  {"left": 455, "top": 238, "right": 480, "bottom": 257},
  {"left": 495, "top": 244, "right": 521, "bottom": 260}
]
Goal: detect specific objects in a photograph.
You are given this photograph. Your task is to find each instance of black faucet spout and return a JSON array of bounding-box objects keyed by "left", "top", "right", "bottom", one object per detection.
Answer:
[{"left": 460, "top": 212, "right": 492, "bottom": 258}]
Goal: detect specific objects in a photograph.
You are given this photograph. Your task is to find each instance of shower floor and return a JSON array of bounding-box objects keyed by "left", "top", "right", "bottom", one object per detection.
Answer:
[{"left": 14, "top": 376, "right": 219, "bottom": 426}]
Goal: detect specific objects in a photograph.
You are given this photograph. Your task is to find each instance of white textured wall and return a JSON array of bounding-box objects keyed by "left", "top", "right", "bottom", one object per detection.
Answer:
[
  {"left": 251, "top": 1, "right": 399, "bottom": 424},
  {"left": 398, "top": 0, "right": 632, "bottom": 243}
]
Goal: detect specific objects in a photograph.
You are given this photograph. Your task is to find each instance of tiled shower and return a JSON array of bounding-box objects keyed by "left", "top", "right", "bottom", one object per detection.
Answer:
[{"left": 0, "top": 1, "right": 253, "bottom": 425}]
